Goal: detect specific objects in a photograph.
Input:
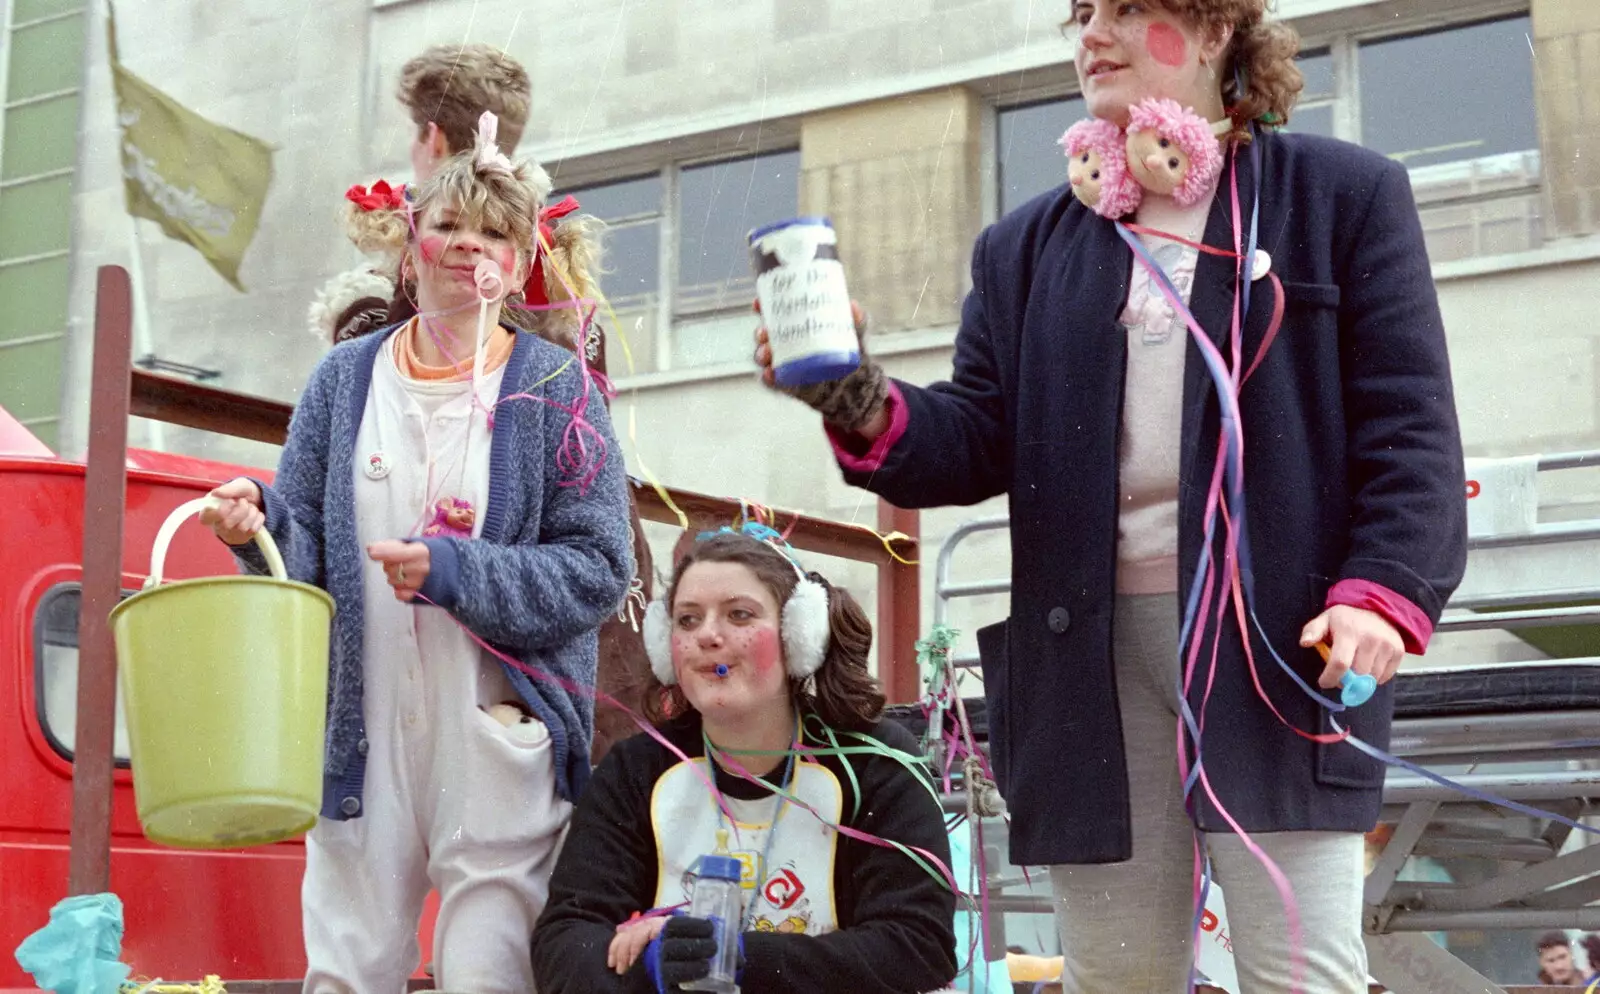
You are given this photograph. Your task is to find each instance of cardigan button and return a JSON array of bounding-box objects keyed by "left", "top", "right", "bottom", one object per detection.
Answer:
[
  {"left": 1047, "top": 606, "right": 1071, "bottom": 635},
  {"left": 339, "top": 796, "right": 361, "bottom": 816},
  {"left": 357, "top": 738, "right": 369, "bottom": 757}
]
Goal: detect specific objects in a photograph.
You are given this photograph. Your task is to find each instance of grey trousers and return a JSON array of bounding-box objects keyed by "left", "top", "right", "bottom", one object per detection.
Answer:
[{"left": 1048, "top": 594, "right": 1368, "bottom": 993}]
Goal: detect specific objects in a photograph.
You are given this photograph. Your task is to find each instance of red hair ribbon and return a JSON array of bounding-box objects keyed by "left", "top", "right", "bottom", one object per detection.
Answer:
[
  {"left": 345, "top": 180, "right": 407, "bottom": 212},
  {"left": 523, "top": 195, "right": 581, "bottom": 306}
]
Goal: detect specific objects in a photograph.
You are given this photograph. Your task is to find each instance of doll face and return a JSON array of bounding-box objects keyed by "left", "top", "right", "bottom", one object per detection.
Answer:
[
  {"left": 1068, "top": 1, "right": 1230, "bottom": 128},
  {"left": 1126, "top": 128, "right": 1190, "bottom": 196},
  {"left": 670, "top": 561, "right": 791, "bottom": 722},
  {"left": 1067, "top": 146, "right": 1105, "bottom": 207}
]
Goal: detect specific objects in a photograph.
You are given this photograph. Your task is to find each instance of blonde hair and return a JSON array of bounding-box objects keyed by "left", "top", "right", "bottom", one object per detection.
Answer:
[
  {"left": 397, "top": 43, "right": 531, "bottom": 155},
  {"left": 341, "top": 200, "right": 408, "bottom": 259},
  {"left": 409, "top": 147, "right": 550, "bottom": 261},
  {"left": 1158, "top": 0, "right": 1304, "bottom": 132},
  {"left": 341, "top": 124, "right": 608, "bottom": 344},
  {"left": 540, "top": 213, "right": 605, "bottom": 308}
]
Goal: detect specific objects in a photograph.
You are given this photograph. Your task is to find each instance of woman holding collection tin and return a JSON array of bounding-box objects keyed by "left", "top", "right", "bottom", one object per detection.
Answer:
[{"left": 753, "top": 0, "right": 1467, "bottom": 990}]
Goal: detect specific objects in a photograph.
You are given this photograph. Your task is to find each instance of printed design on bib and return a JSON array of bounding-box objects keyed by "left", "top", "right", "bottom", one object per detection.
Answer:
[
  {"left": 1122, "top": 238, "right": 1198, "bottom": 347},
  {"left": 650, "top": 757, "right": 842, "bottom": 936}
]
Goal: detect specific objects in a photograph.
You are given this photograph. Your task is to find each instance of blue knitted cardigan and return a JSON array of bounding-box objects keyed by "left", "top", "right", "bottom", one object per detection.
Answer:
[{"left": 236, "top": 324, "right": 633, "bottom": 818}]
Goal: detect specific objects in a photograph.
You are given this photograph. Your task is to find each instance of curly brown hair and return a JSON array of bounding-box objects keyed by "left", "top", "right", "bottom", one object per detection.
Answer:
[
  {"left": 643, "top": 534, "right": 887, "bottom": 733},
  {"left": 1157, "top": 0, "right": 1304, "bottom": 131}
]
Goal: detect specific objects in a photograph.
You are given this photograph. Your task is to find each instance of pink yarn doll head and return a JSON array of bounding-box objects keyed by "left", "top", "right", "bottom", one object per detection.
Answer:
[
  {"left": 1058, "top": 117, "right": 1141, "bottom": 219},
  {"left": 1125, "top": 97, "right": 1223, "bottom": 207}
]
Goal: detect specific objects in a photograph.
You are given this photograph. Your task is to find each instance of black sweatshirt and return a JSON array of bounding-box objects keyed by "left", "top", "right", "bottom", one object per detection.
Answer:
[{"left": 531, "top": 712, "right": 957, "bottom": 993}]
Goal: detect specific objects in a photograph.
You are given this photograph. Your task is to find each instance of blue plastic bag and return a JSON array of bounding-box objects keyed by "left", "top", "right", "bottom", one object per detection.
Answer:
[
  {"left": 948, "top": 821, "right": 1013, "bottom": 993},
  {"left": 14, "top": 893, "right": 132, "bottom": 994}
]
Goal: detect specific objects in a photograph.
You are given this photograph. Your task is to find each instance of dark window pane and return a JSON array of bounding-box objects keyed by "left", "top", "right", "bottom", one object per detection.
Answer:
[
  {"left": 1287, "top": 104, "right": 1335, "bottom": 139},
  {"left": 998, "top": 97, "right": 1085, "bottom": 216},
  {"left": 676, "top": 149, "right": 799, "bottom": 310},
  {"left": 1358, "top": 17, "right": 1536, "bottom": 169},
  {"left": 34, "top": 585, "right": 133, "bottom": 763},
  {"left": 598, "top": 221, "right": 660, "bottom": 308},
  {"left": 1298, "top": 50, "right": 1335, "bottom": 100},
  {"left": 568, "top": 174, "right": 663, "bottom": 221}
]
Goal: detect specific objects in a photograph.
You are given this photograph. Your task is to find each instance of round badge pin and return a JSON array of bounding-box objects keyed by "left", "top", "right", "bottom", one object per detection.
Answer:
[
  {"left": 364, "top": 452, "right": 391, "bottom": 480},
  {"left": 1251, "top": 249, "right": 1272, "bottom": 282}
]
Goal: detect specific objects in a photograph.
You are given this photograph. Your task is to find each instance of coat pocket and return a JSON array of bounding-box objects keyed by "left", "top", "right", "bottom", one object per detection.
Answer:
[
  {"left": 1282, "top": 280, "right": 1341, "bottom": 310},
  {"left": 975, "top": 618, "right": 1013, "bottom": 798},
  {"left": 1315, "top": 684, "right": 1392, "bottom": 790}
]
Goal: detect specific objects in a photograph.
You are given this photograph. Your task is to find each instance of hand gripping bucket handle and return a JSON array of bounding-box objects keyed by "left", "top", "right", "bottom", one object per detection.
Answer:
[
  {"left": 117, "top": 494, "right": 328, "bottom": 849},
  {"left": 145, "top": 496, "right": 285, "bottom": 587}
]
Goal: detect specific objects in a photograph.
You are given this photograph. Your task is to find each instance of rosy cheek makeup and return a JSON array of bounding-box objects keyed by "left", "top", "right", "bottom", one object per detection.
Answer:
[
  {"left": 750, "top": 628, "right": 782, "bottom": 673},
  {"left": 1146, "top": 21, "right": 1188, "bottom": 67},
  {"left": 418, "top": 235, "right": 448, "bottom": 265}
]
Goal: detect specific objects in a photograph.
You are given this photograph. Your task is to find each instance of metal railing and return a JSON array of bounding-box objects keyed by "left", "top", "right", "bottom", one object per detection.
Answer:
[{"left": 933, "top": 452, "right": 1600, "bottom": 669}]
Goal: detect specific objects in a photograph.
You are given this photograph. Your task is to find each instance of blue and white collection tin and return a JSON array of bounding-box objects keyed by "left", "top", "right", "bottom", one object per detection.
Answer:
[{"left": 748, "top": 216, "right": 861, "bottom": 388}]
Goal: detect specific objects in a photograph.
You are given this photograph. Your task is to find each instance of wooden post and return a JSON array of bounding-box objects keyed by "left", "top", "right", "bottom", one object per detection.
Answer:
[
  {"left": 876, "top": 500, "right": 921, "bottom": 704},
  {"left": 68, "top": 266, "right": 133, "bottom": 896}
]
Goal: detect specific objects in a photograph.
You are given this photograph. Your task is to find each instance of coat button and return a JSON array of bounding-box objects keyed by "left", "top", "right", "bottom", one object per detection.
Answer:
[
  {"left": 1047, "top": 606, "right": 1071, "bottom": 634},
  {"left": 357, "top": 738, "right": 369, "bottom": 757},
  {"left": 340, "top": 796, "right": 361, "bottom": 816}
]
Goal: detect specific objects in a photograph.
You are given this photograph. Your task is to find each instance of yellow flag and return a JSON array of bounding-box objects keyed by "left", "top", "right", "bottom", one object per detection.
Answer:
[{"left": 108, "top": 4, "right": 274, "bottom": 291}]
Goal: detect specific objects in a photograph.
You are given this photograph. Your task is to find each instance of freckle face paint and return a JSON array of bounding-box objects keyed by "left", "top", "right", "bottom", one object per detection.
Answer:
[{"left": 1146, "top": 21, "right": 1188, "bottom": 67}]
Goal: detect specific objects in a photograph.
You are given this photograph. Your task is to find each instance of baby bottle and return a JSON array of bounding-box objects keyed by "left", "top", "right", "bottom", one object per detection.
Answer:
[{"left": 682, "top": 830, "right": 744, "bottom": 993}]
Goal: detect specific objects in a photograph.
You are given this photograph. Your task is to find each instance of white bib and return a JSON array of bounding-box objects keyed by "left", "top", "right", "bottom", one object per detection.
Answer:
[{"left": 651, "top": 758, "right": 842, "bottom": 937}]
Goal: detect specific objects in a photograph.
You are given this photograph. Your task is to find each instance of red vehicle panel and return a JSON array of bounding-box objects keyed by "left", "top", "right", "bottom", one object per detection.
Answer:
[{"left": 1, "top": 440, "right": 435, "bottom": 984}]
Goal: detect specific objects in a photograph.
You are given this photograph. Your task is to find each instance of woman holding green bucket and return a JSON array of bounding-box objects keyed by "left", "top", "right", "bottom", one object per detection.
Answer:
[{"left": 200, "top": 112, "right": 633, "bottom": 994}]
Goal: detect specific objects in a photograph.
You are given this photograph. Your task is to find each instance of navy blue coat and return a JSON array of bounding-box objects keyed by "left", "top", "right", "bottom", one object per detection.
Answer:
[{"left": 839, "top": 132, "right": 1468, "bottom": 866}]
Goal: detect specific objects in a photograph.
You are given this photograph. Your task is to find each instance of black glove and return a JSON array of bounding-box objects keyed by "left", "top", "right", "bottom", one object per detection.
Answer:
[
  {"left": 763, "top": 305, "right": 889, "bottom": 433},
  {"left": 790, "top": 356, "right": 888, "bottom": 434},
  {"left": 644, "top": 915, "right": 744, "bottom": 992}
]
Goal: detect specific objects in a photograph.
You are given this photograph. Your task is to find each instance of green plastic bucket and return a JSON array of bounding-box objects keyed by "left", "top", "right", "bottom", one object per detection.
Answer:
[{"left": 110, "top": 497, "right": 335, "bottom": 849}]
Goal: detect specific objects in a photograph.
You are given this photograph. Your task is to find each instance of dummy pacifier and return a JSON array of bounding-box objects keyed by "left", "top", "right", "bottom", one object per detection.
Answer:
[
  {"left": 1313, "top": 642, "right": 1378, "bottom": 708},
  {"left": 474, "top": 258, "right": 505, "bottom": 302}
]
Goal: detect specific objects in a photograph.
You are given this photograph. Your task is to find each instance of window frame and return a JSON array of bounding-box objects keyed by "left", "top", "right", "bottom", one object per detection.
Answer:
[
  {"left": 32, "top": 581, "right": 135, "bottom": 767},
  {"left": 565, "top": 145, "right": 802, "bottom": 375},
  {"left": 983, "top": 6, "right": 1538, "bottom": 256},
  {"left": 0, "top": 0, "right": 87, "bottom": 448}
]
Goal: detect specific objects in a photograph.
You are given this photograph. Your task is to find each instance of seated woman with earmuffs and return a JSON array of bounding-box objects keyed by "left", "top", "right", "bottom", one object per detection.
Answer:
[{"left": 530, "top": 528, "right": 957, "bottom": 994}]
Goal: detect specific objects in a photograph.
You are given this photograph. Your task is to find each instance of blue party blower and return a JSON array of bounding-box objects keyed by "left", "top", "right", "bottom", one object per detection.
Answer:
[{"left": 1313, "top": 641, "right": 1377, "bottom": 708}]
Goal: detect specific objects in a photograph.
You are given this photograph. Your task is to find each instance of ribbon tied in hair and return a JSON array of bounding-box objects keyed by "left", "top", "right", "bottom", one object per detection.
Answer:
[
  {"left": 475, "top": 111, "right": 516, "bottom": 177},
  {"left": 523, "top": 195, "right": 582, "bottom": 307},
  {"left": 345, "top": 179, "right": 406, "bottom": 212}
]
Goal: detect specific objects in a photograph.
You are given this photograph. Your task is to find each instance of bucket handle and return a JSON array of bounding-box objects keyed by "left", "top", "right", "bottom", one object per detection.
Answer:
[{"left": 144, "top": 497, "right": 287, "bottom": 590}]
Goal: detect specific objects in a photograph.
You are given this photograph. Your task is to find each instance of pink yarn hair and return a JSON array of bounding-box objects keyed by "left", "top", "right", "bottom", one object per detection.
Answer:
[
  {"left": 1126, "top": 98, "right": 1223, "bottom": 207},
  {"left": 1058, "top": 117, "right": 1141, "bottom": 219}
]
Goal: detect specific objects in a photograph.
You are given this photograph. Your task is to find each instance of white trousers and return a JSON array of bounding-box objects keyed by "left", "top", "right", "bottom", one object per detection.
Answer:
[
  {"left": 301, "top": 604, "right": 572, "bottom": 994},
  {"left": 1049, "top": 594, "right": 1368, "bottom": 993}
]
